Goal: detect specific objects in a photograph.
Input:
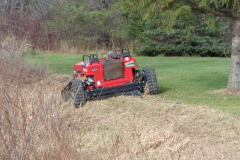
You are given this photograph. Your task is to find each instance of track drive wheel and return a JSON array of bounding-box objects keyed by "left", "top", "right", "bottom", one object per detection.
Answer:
[
  {"left": 143, "top": 68, "right": 159, "bottom": 94},
  {"left": 71, "top": 79, "right": 86, "bottom": 107}
]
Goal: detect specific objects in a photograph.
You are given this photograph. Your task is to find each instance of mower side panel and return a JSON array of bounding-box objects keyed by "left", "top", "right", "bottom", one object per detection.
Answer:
[
  {"left": 72, "top": 55, "right": 139, "bottom": 88},
  {"left": 122, "top": 56, "right": 138, "bottom": 82}
]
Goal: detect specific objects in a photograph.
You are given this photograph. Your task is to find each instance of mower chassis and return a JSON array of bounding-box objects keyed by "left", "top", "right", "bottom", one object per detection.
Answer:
[{"left": 86, "top": 81, "right": 146, "bottom": 100}]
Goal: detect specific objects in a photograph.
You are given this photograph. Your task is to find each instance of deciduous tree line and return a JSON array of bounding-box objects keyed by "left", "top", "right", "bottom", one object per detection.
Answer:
[
  {"left": 0, "top": 0, "right": 128, "bottom": 50},
  {"left": 0, "top": 0, "right": 231, "bottom": 52}
]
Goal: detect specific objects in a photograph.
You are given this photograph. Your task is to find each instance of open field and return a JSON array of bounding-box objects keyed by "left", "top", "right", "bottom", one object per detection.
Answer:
[{"left": 28, "top": 53, "right": 240, "bottom": 116}]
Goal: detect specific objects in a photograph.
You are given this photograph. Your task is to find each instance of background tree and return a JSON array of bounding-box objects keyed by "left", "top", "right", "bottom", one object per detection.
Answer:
[
  {"left": 121, "top": 0, "right": 240, "bottom": 92},
  {"left": 0, "top": 0, "right": 231, "bottom": 55},
  {"left": 48, "top": 0, "right": 127, "bottom": 50},
  {"left": 122, "top": 11, "right": 230, "bottom": 57},
  {"left": 0, "top": 0, "right": 59, "bottom": 50}
]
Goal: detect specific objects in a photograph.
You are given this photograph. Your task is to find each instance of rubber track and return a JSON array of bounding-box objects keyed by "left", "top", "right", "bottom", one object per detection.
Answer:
[
  {"left": 143, "top": 68, "right": 160, "bottom": 94},
  {"left": 71, "top": 79, "right": 85, "bottom": 107}
]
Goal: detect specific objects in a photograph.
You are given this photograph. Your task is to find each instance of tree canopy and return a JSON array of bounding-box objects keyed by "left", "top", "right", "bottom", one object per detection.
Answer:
[{"left": 121, "top": 0, "right": 240, "bottom": 92}]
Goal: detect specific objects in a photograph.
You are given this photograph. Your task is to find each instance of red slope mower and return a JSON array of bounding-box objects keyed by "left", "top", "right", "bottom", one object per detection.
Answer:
[{"left": 61, "top": 49, "right": 159, "bottom": 107}]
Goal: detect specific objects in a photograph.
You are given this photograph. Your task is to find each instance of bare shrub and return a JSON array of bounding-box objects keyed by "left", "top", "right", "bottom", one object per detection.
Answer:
[
  {"left": 0, "top": 11, "right": 59, "bottom": 51},
  {"left": 0, "top": 53, "right": 80, "bottom": 159}
]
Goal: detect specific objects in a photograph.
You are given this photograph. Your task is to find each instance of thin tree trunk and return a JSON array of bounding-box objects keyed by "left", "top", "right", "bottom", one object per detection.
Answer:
[
  {"left": 227, "top": 18, "right": 240, "bottom": 92},
  {"left": 130, "top": 40, "right": 134, "bottom": 55}
]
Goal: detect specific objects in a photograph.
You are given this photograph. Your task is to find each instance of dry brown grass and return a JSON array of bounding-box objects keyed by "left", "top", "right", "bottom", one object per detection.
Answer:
[
  {"left": 0, "top": 37, "right": 110, "bottom": 54},
  {"left": 1, "top": 53, "right": 240, "bottom": 159},
  {"left": 72, "top": 95, "right": 240, "bottom": 160},
  {"left": 0, "top": 53, "right": 81, "bottom": 159},
  {"left": 41, "top": 75, "right": 240, "bottom": 159}
]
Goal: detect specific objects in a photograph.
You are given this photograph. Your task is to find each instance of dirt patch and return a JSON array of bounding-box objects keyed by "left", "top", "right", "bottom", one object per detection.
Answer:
[{"left": 212, "top": 89, "right": 240, "bottom": 95}]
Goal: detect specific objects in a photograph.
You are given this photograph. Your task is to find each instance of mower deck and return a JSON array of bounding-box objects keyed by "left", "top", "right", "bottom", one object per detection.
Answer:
[{"left": 86, "top": 81, "right": 146, "bottom": 100}]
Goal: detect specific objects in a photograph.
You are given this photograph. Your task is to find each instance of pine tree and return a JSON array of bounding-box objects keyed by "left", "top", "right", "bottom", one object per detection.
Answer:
[
  {"left": 121, "top": 0, "right": 240, "bottom": 92},
  {"left": 123, "top": 13, "right": 230, "bottom": 57}
]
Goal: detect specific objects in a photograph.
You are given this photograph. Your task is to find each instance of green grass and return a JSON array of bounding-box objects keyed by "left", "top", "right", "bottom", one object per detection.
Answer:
[
  {"left": 27, "top": 53, "right": 83, "bottom": 74},
  {"left": 137, "top": 56, "right": 240, "bottom": 115},
  {"left": 28, "top": 53, "right": 240, "bottom": 116}
]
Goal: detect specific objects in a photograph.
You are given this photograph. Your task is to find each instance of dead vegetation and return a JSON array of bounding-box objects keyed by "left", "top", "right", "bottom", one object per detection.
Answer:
[
  {"left": 75, "top": 96, "right": 240, "bottom": 160},
  {"left": 0, "top": 53, "right": 240, "bottom": 159}
]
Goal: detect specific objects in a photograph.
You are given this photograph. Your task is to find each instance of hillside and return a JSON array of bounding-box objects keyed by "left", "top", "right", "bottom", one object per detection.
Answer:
[{"left": 24, "top": 74, "right": 240, "bottom": 159}]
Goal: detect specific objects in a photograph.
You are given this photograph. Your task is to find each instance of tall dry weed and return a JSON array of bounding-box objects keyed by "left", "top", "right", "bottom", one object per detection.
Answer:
[{"left": 0, "top": 52, "right": 81, "bottom": 159}]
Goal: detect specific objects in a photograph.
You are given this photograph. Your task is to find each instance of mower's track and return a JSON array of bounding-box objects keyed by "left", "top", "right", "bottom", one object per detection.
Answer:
[
  {"left": 143, "top": 68, "right": 160, "bottom": 94},
  {"left": 71, "top": 79, "right": 86, "bottom": 107}
]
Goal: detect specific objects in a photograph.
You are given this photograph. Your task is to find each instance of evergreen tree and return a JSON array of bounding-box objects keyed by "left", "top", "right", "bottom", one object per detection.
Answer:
[
  {"left": 124, "top": 13, "right": 230, "bottom": 57},
  {"left": 121, "top": 0, "right": 240, "bottom": 92}
]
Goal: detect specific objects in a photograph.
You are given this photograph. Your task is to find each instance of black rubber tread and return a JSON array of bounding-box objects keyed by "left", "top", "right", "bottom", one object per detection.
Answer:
[
  {"left": 71, "top": 79, "right": 86, "bottom": 107},
  {"left": 143, "top": 68, "right": 160, "bottom": 94}
]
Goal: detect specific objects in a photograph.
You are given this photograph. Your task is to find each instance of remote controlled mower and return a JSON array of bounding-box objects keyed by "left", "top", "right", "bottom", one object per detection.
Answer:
[{"left": 61, "top": 49, "right": 159, "bottom": 107}]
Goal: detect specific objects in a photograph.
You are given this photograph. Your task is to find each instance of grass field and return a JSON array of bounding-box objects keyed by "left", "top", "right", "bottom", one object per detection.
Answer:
[{"left": 28, "top": 53, "right": 240, "bottom": 116}]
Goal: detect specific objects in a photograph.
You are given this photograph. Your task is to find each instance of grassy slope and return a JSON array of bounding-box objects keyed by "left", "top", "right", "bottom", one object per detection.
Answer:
[{"left": 28, "top": 53, "right": 240, "bottom": 116}]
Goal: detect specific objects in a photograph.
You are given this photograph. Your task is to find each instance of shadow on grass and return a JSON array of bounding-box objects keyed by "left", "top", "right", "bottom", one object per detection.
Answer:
[{"left": 159, "top": 86, "right": 171, "bottom": 94}]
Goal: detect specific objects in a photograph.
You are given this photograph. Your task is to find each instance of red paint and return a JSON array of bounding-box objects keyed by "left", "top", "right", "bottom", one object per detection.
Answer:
[{"left": 73, "top": 55, "right": 138, "bottom": 88}]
